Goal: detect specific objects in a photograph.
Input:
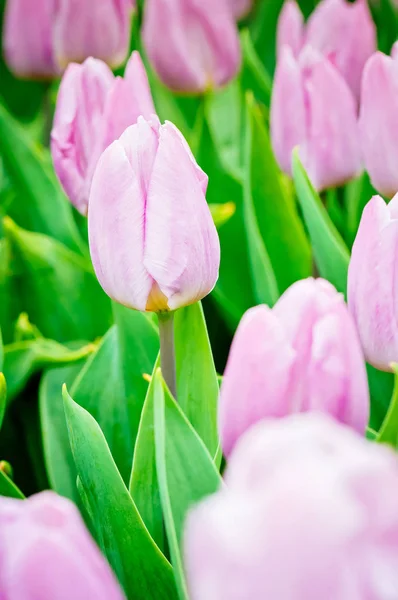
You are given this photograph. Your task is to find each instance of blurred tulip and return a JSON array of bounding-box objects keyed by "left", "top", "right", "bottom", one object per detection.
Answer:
[
  {"left": 0, "top": 491, "right": 125, "bottom": 599},
  {"left": 359, "top": 50, "right": 398, "bottom": 198},
  {"left": 229, "top": 0, "right": 253, "bottom": 19},
  {"left": 142, "top": 0, "right": 241, "bottom": 93},
  {"left": 277, "top": 0, "right": 376, "bottom": 100},
  {"left": 88, "top": 116, "right": 220, "bottom": 312},
  {"left": 348, "top": 194, "right": 398, "bottom": 371},
  {"left": 219, "top": 277, "right": 369, "bottom": 457},
  {"left": 185, "top": 413, "right": 398, "bottom": 600},
  {"left": 3, "top": 0, "right": 134, "bottom": 78},
  {"left": 51, "top": 52, "right": 155, "bottom": 215},
  {"left": 270, "top": 45, "right": 362, "bottom": 191}
]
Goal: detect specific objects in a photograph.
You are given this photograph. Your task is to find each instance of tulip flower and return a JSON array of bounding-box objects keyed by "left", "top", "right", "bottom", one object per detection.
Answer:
[
  {"left": 0, "top": 491, "right": 125, "bottom": 598},
  {"left": 88, "top": 116, "right": 220, "bottom": 313},
  {"left": 359, "top": 50, "right": 398, "bottom": 198},
  {"left": 184, "top": 413, "right": 398, "bottom": 600},
  {"left": 142, "top": 0, "right": 241, "bottom": 93},
  {"left": 3, "top": 0, "right": 134, "bottom": 78},
  {"left": 270, "top": 45, "right": 362, "bottom": 191},
  {"left": 229, "top": 0, "right": 253, "bottom": 20},
  {"left": 218, "top": 277, "right": 369, "bottom": 457},
  {"left": 51, "top": 52, "right": 155, "bottom": 215},
  {"left": 348, "top": 194, "right": 398, "bottom": 371},
  {"left": 277, "top": 0, "right": 376, "bottom": 100}
]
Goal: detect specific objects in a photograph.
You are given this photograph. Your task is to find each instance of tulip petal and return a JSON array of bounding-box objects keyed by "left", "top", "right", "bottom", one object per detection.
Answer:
[
  {"left": 143, "top": 122, "right": 220, "bottom": 310},
  {"left": 270, "top": 46, "right": 307, "bottom": 176},
  {"left": 51, "top": 59, "right": 114, "bottom": 214},
  {"left": 300, "top": 48, "right": 362, "bottom": 191},
  {"left": 277, "top": 1, "right": 304, "bottom": 58},
  {"left": 3, "top": 0, "right": 56, "bottom": 77},
  {"left": 88, "top": 120, "right": 159, "bottom": 311},
  {"left": 306, "top": 0, "right": 376, "bottom": 99},
  {"left": 218, "top": 305, "right": 296, "bottom": 457},
  {"left": 359, "top": 53, "right": 398, "bottom": 198},
  {"left": 348, "top": 196, "right": 398, "bottom": 370}
]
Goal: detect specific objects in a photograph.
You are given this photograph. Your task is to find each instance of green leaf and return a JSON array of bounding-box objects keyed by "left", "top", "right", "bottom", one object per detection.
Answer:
[
  {"left": 0, "top": 328, "right": 3, "bottom": 370},
  {"left": 40, "top": 363, "right": 84, "bottom": 503},
  {"left": 368, "top": 363, "right": 395, "bottom": 432},
  {"left": 4, "top": 337, "right": 94, "bottom": 401},
  {"left": 0, "top": 373, "right": 6, "bottom": 431},
  {"left": 0, "top": 102, "right": 83, "bottom": 253},
  {"left": 3, "top": 217, "right": 112, "bottom": 342},
  {"left": 376, "top": 364, "right": 398, "bottom": 447},
  {"left": 196, "top": 115, "right": 256, "bottom": 329},
  {"left": 244, "top": 95, "right": 312, "bottom": 294},
  {"left": 153, "top": 371, "right": 222, "bottom": 600},
  {"left": 175, "top": 302, "right": 219, "bottom": 455},
  {"left": 240, "top": 29, "right": 272, "bottom": 108},
  {"left": 63, "top": 386, "right": 178, "bottom": 600},
  {"left": 0, "top": 236, "right": 22, "bottom": 343},
  {"left": 129, "top": 355, "right": 164, "bottom": 552},
  {"left": 209, "top": 202, "right": 236, "bottom": 229},
  {"left": 0, "top": 470, "right": 24, "bottom": 499},
  {"left": 292, "top": 151, "right": 350, "bottom": 295},
  {"left": 249, "top": 0, "right": 284, "bottom": 75}
]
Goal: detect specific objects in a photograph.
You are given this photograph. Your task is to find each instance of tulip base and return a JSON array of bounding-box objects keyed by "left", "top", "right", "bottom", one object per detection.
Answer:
[{"left": 158, "top": 311, "right": 177, "bottom": 400}]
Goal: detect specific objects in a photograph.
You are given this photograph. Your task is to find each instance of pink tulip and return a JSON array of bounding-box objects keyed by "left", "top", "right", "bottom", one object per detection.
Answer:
[
  {"left": 348, "top": 194, "right": 398, "bottom": 371},
  {"left": 184, "top": 413, "right": 398, "bottom": 600},
  {"left": 0, "top": 491, "right": 125, "bottom": 599},
  {"left": 277, "top": 0, "right": 376, "bottom": 100},
  {"left": 359, "top": 50, "right": 398, "bottom": 198},
  {"left": 219, "top": 278, "right": 369, "bottom": 457},
  {"left": 142, "top": 0, "right": 241, "bottom": 93},
  {"left": 229, "top": 0, "right": 253, "bottom": 20},
  {"left": 270, "top": 45, "right": 362, "bottom": 191},
  {"left": 3, "top": 0, "right": 134, "bottom": 78},
  {"left": 51, "top": 52, "right": 155, "bottom": 215},
  {"left": 88, "top": 116, "right": 220, "bottom": 312}
]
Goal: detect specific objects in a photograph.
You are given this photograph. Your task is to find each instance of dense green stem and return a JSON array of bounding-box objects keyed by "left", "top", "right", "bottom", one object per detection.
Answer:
[{"left": 158, "top": 311, "right": 177, "bottom": 400}]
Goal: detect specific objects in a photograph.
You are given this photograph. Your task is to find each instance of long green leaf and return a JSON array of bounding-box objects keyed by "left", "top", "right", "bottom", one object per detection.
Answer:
[
  {"left": 174, "top": 302, "right": 219, "bottom": 455},
  {"left": 0, "top": 373, "right": 6, "bottom": 431},
  {"left": 63, "top": 386, "right": 178, "bottom": 600},
  {"left": 0, "top": 470, "right": 24, "bottom": 499},
  {"left": 292, "top": 151, "right": 350, "bottom": 295},
  {"left": 376, "top": 364, "right": 398, "bottom": 447},
  {"left": 0, "top": 102, "right": 83, "bottom": 253},
  {"left": 153, "top": 371, "right": 222, "bottom": 599}
]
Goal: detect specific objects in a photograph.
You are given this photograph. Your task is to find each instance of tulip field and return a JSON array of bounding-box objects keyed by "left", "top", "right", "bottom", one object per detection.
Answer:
[{"left": 1, "top": 0, "right": 398, "bottom": 597}]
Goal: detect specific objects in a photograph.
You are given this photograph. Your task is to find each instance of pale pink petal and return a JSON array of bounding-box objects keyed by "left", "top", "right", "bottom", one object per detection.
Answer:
[
  {"left": 88, "top": 120, "right": 159, "bottom": 310},
  {"left": 218, "top": 305, "right": 296, "bottom": 457},
  {"left": 144, "top": 122, "right": 220, "bottom": 310},
  {"left": 359, "top": 52, "right": 398, "bottom": 198},
  {"left": 277, "top": 1, "right": 305, "bottom": 58}
]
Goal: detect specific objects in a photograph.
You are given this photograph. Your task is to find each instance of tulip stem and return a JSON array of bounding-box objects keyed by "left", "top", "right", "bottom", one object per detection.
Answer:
[{"left": 158, "top": 311, "right": 177, "bottom": 400}]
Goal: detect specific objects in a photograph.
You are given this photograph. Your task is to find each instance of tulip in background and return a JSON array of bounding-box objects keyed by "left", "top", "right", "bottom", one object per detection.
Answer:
[
  {"left": 277, "top": 0, "right": 376, "bottom": 100},
  {"left": 218, "top": 277, "right": 369, "bottom": 457},
  {"left": 142, "top": 0, "right": 241, "bottom": 93},
  {"left": 51, "top": 51, "right": 155, "bottom": 215},
  {"left": 359, "top": 45, "right": 398, "bottom": 198},
  {"left": 229, "top": 0, "right": 253, "bottom": 20},
  {"left": 348, "top": 193, "right": 398, "bottom": 371},
  {"left": 270, "top": 45, "right": 362, "bottom": 192},
  {"left": 184, "top": 413, "right": 398, "bottom": 600},
  {"left": 0, "top": 491, "right": 125, "bottom": 599},
  {"left": 88, "top": 115, "right": 220, "bottom": 313},
  {"left": 3, "top": 0, "right": 134, "bottom": 78}
]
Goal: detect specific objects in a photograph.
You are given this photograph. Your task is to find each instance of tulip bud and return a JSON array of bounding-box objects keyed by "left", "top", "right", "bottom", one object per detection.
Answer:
[
  {"left": 229, "top": 0, "right": 253, "bottom": 20},
  {"left": 277, "top": 0, "right": 376, "bottom": 101},
  {"left": 3, "top": 0, "right": 134, "bottom": 78},
  {"left": 219, "top": 278, "right": 369, "bottom": 457},
  {"left": 359, "top": 51, "right": 398, "bottom": 198},
  {"left": 142, "top": 0, "right": 241, "bottom": 93},
  {"left": 88, "top": 116, "right": 220, "bottom": 312},
  {"left": 270, "top": 45, "right": 362, "bottom": 191},
  {"left": 0, "top": 491, "right": 125, "bottom": 598},
  {"left": 184, "top": 413, "right": 398, "bottom": 600},
  {"left": 348, "top": 194, "right": 398, "bottom": 371},
  {"left": 51, "top": 52, "right": 155, "bottom": 215},
  {"left": 277, "top": 0, "right": 304, "bottom": 59}
]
